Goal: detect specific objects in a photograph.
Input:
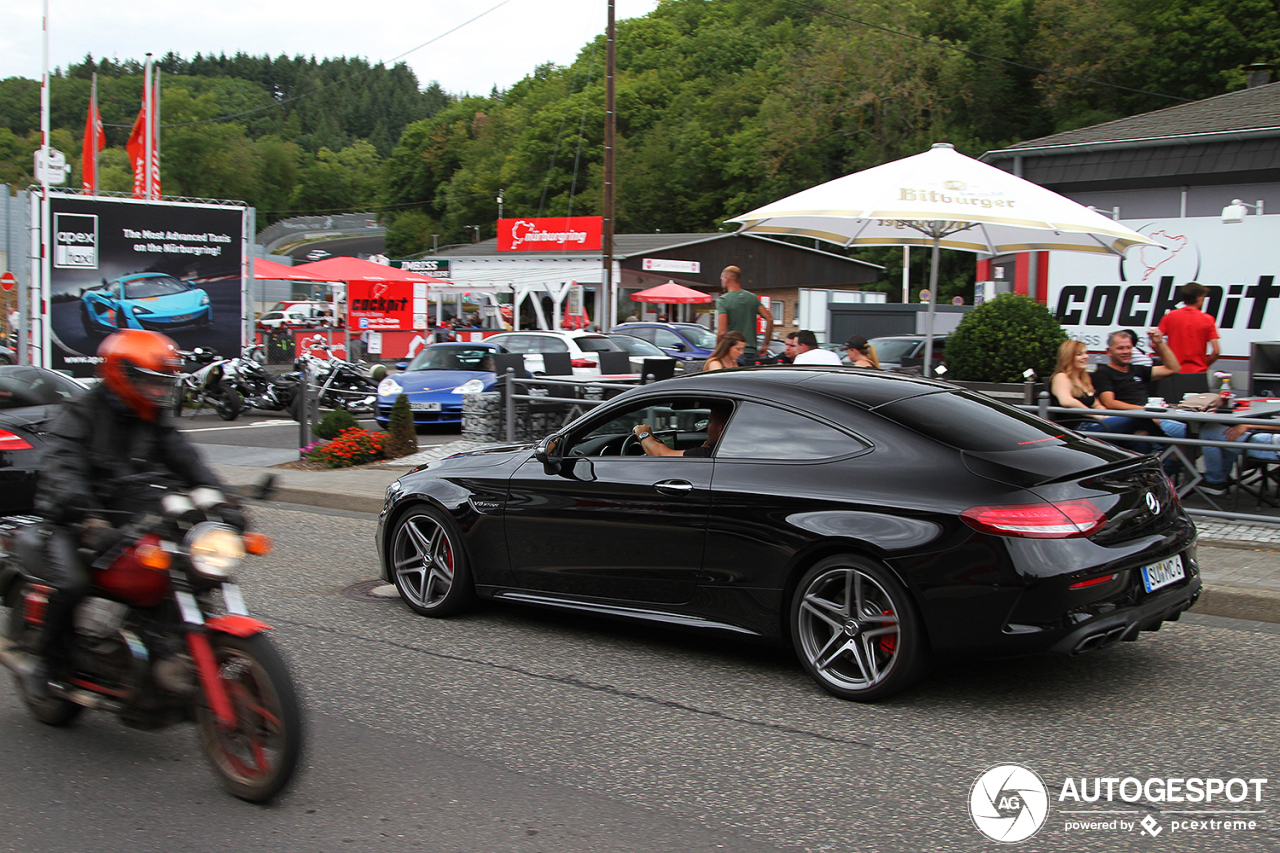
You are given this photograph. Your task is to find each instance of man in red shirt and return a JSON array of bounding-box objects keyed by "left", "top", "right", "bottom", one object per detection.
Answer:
[{"left": 1158, "top": 282, "right": 1220, "bottom": 372}]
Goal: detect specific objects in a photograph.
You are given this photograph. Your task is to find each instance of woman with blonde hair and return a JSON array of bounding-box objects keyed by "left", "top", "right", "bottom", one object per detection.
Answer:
[
  {"left": 843, "top": 335, "right": 880, "bottom": 369},
  {"left": 1050, "top": 339, "right": 1131, "bottom": 433},
  {"left": 700, "top": 331, "right": 746, "bottom": 372}
]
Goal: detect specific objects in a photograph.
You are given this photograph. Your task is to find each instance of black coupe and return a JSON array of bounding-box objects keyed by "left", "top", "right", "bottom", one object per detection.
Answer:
[
  {"left": 0, "top": 365, "right": 87, "bottom": 515},
  {"left": 376, "top": 367, "right": 1201, "bottom": 701}
]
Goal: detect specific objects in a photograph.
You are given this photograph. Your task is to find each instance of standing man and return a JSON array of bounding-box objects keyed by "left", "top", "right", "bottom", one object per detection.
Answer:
[
  {"left": 1158, "top": 282, "right": 1220, "bottom": 374},
  {"left": 716, "top": 266, "right": 773, "bottom": 366}
]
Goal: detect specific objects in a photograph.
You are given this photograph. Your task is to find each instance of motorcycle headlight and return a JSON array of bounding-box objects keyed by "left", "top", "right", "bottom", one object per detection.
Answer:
[
  {"left": 186, "top": 522, "right": 245, "bottom": 579},
  {"left": 378, "top": 377, "right": 404, "bottom": 396},
  {"left": 452, "top": 378, "right": 485, "bottom": 394}
]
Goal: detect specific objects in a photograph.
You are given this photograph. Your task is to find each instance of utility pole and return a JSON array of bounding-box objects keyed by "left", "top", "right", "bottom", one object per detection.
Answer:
[
  {"left": 497, "top": 188, "right": 504, "bottom": 221},
  {"left": 602, "top": 0, "right": 616, "bottom": 331},
  {"left": 432, "top": 234, "right": 439, "bottom": 253}
]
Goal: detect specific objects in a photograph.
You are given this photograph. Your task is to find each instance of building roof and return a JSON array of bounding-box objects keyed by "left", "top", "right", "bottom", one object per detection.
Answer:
[{"left": 986, "top": 81, "right": 1280, "bottom": 158}]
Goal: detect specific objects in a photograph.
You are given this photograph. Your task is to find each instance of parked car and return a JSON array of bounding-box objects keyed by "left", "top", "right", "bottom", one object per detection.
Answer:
[
  {"left": 375, "top": 343, "right": 500, "bottom": 428},
  {"left": 868, "top": 334, "right": 949, "bottom": 371},
  {"left": 80, "top": 273, "right": 212, "bottom": 335},
  {"left": 485, "top": 330, "right": 627, "bottom": 376},
  {"left": 0, "top": 365, "right": 87, "bottom": 513},
  {"left": 609, "top": 322, "right": 717, "bottom": 362},
  {"left": 271, "top": 301, "right": 342, "bottom": 326},
  {"left": 375, "top": 367, "right": 1200, "bottom": 702},
  {"left": 256, "top": 310, "right": 319, "bottom": 330},
  {"left": 606, "top": 334, "right": 683, "bottom": 374}
]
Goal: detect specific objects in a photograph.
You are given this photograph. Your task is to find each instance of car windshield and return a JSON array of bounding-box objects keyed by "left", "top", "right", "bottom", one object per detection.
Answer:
[
  {"left": 123, "top": 276, "right": 189, "bottom": 299},
  {"left": 868, "top": 338, "right": 923, "bottom": 363},
  {"left": 875, "top": 390, "right": 1070, "bottom": 452},
  {"left": 574, "top": 336, "right": 624, "bottom": 353},
  {"left": 676, "top": 326, "right": 717, "bottom": 348},
  {"left": 406, "top": 347, "right": 495, "bottom": 372},
  {"left": 0, "top": 367, "right": 85, "bottom": 409}
]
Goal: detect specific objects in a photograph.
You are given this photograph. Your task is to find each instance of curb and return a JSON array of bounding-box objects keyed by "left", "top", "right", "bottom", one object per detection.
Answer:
[
  {"left": 1192, "top": 583, "right": 1280, "bottom": 624},
  {"left": 243, "top": 484, "right": 387, "bottom": 515}
]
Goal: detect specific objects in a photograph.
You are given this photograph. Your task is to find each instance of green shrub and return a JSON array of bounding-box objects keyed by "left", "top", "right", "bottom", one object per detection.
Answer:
[
  {"left": 944, "top": 294, "right": 1067, "bottom": 382},
  {"left": 384, "top": 393, "right": 419, "bottom": 459},
  {"left": 314, "top": 407, "right": 359, "bottom": 440}
]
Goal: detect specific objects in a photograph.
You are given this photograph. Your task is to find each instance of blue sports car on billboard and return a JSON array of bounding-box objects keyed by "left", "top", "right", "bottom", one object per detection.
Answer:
[
  {"left": 81, "top": 272, "right": 213, "bottom": 334},
  {"left": 376, "top": 342, "right": 500, "bottom": 427}
]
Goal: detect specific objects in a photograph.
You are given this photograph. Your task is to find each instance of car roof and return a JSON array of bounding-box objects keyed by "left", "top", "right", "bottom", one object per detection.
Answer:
[
  {"left": 647, "top": 365, "right": 952, "bottom": 408},
  {"left": 427, "top": 341, "right": 499, "bottom": 350}
]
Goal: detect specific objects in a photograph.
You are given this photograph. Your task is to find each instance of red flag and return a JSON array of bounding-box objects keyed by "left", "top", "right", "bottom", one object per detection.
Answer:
[
  {"left": 126, "top": 65, "right": 161, "bottom": 199},
  {"left": 81, "top": 76, "right": 106, "bottom": 194}
]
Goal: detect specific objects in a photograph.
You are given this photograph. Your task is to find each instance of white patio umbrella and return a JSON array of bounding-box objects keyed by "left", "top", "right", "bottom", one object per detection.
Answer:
[{"left": 727, "top": 143, "right": 1158, "bottom": 372}]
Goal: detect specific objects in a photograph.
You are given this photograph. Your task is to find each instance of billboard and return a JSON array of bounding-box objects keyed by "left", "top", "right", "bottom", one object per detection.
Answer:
[
  {"left": 1048, "top": 215, "right": 1280, "bottom": 358},
  {"left": 348, "top": 279, "right": 430, "bottom": 331},
  {"left": 496, "top": 216, "right": 602, "bottom": 252},
  {"left": 45, "top": 194, "right": 246, "bottom": 377}
]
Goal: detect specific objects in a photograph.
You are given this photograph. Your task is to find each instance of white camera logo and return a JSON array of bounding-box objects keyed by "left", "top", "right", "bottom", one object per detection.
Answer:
[{"left": 969, "top": 764, "right": 1050, "bottom": 843}]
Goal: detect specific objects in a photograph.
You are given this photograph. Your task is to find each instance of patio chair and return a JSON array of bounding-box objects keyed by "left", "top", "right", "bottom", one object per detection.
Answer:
[
  {"left": 597, "top": 351, "right": 632, "bottom": 375},
  {"left": 641, "top": 357, "right": 676, "bottom": 384}
]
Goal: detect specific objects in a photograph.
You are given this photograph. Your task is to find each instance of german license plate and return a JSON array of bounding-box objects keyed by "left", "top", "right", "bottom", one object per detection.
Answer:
[
  {"left": 168, "top": 313, "right": 196, "bottom": 322},
  {"left": 1141, "top": 554, "right": 1185, "bottom": 593},
  {"left": 409, "top": 401, "right": 441, "bottom": 412}
]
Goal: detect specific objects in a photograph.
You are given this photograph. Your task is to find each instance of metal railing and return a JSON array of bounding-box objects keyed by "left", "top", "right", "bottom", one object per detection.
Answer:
[
  {"left": 1020, "top": 392, "right": 1280, "bottom": 525},
  {"left": 501, "top": 369, "right": 655, "bottom": 442}
]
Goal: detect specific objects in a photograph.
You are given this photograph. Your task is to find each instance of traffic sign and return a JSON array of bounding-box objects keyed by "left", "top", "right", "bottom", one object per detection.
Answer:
[{"left": 0, "top": 272, "right": 15, "bottom": 292}]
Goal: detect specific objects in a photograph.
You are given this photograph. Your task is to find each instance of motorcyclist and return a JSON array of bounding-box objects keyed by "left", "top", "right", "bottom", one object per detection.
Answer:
[{"left": 22, "top": 329, "right": 234, "bottom": 699}]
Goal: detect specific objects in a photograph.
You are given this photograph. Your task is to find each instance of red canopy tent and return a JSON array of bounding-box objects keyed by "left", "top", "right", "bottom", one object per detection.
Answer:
[
  {"left": 292, "top": 256, "right": 445, "bottom": 283},
  {"left": 252, "top": 258, "right": 339, "bottom": 281},
  {"left": 630, "top": 281, "right": 714, "bottom": 303}
]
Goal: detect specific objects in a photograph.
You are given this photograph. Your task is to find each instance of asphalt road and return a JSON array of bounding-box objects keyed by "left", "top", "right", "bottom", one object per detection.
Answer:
[
  {"left": 1, "top": 502, "right": 1276, "bottom": 852},
  {"left": 285, "top": 235, "right": 386, "bottom": 264}
]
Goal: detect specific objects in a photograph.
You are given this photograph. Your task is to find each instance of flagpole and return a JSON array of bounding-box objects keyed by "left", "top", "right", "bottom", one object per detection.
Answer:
[
  {"left": 35, "top": 0, "right": 50, "bottom": 367},
  {"left": 154, "top": 63, "right": 161, "bottom": 194},
  {"left": 90, "top": 73, "right": 99, "bottom": 194},
  {"left": 143, "top": 53, "right": 153, "bottom": 199}
]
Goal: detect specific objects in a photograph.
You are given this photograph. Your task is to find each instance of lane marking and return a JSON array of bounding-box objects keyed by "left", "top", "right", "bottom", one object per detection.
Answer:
[{"left": 179, "top": 421, "right": 296, "bottom": 432}]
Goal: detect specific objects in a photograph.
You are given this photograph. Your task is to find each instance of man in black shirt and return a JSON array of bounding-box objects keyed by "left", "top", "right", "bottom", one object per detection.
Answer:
[{"left": 1093, "top": 328, "right": 1185, "bottom": 451}]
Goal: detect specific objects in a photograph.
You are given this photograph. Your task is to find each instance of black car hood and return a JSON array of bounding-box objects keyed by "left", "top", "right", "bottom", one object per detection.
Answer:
[
  {"left": 410, "top": 442, "right": 534, "bottom": 474},
  {"left": 961, "top": 438, "right": 1136, "bottom": 488}
]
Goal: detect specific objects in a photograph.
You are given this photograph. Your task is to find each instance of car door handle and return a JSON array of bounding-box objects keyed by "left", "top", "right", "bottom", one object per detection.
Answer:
[{"left": 654, "top": 479, "right": 693, "bottom": 496}]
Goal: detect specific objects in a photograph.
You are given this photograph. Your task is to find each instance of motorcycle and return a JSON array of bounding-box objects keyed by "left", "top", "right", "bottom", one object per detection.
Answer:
[
  {"left": 223, "top": 344, "right": 301, "bottom": 417},
  {"left": 174, "top": 348, "right": 243, "bottom": 421},
  {"left": 0, "top": 475, "right": 302, "bottom": 803},
  {"left": 292, "top": 345, "right": 378, "bottom": 420}
]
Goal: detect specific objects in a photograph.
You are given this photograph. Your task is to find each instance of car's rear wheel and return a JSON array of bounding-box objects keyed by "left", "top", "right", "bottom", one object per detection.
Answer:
[
  {"left": 389, "top": 507, "right": 475, "bottom": 617},
  {"left": 790, "top": 555, "right": 928, "bottom": 702}
]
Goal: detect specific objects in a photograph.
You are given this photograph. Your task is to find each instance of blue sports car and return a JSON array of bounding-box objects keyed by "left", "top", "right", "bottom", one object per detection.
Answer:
[
  {"left": 376, "top": 342, "right": 500, "bottom": 427},
  {"left": 81, "top": 272, "right": 212, "bottom": 334}
]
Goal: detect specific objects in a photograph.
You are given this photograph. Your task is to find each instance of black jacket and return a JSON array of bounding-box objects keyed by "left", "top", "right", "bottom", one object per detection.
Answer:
[{"left": 35, "top": 383, "right": 224, "bottom": 525}]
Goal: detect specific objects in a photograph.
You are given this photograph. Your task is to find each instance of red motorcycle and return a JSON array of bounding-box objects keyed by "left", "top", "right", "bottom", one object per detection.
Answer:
[{"left": 0, "top": 477, "right": 302, "bottom": 803}]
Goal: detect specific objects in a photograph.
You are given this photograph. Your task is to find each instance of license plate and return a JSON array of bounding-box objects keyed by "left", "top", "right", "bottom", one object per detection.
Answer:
[
  {"left": 167, "top": 313, "right": 196, "bottom": 322},
  {"left": 409, "top": 401, "right": 441, "bottom": 412},
  {"left": 1141, "top": 554, "right": 1185, "bottom": 593}
]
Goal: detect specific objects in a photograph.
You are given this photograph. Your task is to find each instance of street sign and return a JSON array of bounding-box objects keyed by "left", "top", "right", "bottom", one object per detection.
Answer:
[
  {"left": 33, "top": 147, "right": 69, "bottom": 185},
  {"left": 0, "top": 272, "right": 15, "bottom": 292}
]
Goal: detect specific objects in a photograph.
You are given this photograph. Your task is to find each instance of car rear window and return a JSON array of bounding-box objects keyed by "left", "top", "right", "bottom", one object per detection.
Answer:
[
  {"left": 574, "top": 336, "right": 623, "bottom": 352},
  {"left": 875, "top": 390, "right": 1070, "bottom": 452},
  {"left": 0, "top": 368, "right": 84, "bottom": 408}
]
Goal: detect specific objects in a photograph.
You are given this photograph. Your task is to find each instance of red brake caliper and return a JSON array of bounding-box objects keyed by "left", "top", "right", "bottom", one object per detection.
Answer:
[{"left": 878, "top": 609, "right": 897, "bottom": 655}]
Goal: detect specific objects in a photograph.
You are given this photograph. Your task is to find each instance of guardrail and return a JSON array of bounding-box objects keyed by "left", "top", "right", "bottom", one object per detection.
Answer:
[
  {"left": 1019, "top": 392, "right": 1280, "bottom": 525},
  {"left": 501, "top": 369, "right": 661, "bottom": 442}
]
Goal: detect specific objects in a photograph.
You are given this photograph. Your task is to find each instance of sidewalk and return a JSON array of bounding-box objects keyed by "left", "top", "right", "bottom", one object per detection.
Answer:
[{"left": 210, "top": 440, "right": 1280, "bottom": 626}]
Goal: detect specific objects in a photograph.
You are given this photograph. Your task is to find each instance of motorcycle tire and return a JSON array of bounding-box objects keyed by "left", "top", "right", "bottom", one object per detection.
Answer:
[
  {"left": 5, "top": 588, "right": 83, "bottom": 727},
  {"left": 195, "top": 632, "right": 303, "bottom": 803},
  {"left": 211, "top": 383, "right": 243, "bottom": 421}
]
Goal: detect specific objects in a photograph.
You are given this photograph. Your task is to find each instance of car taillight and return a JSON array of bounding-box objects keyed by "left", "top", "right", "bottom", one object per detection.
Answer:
[
  {"left": 1069, "top": 573, "right": 1118, "bottom": 589},
  {"left": 0, "top": 429, "right": 34, "bottom": 451},
  {"left": 571, "top": 358, "right": 594, "bottom": 368},
  {"left": 961, "top": 499, "right": 1106, "bottom": 538}
]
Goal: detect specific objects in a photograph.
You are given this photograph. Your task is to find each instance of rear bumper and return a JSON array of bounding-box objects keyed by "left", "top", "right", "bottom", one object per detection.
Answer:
[{"left": 1049, "top": 574, "right": 1202, "bottom": 655}]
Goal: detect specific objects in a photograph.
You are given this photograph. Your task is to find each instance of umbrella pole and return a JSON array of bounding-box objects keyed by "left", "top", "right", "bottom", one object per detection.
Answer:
[{"left": 923, "top": 237, "right": 940, "bottom": 377}]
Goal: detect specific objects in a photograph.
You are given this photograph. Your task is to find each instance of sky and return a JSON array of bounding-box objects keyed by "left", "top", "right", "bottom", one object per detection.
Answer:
[{"left": 0, "top": 0, "right": 663, "bottom": 95}]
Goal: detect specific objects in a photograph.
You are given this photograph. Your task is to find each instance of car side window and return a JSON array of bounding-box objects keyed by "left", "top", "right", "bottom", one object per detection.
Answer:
[
  {"left": 652, "top": 329, "right": 682, "bottom": 348},
  {"left": 530, "top": 338, "right": 570, "bottom": 353},
  {"left": 715, "top": 401, "right": 868, "bottom": 461},
  {"left": 630, "top": 328, "right": 656, "bottom": 344},
  {"left": 568, "top": 397, "right": 720, "bottom": 456},
  {"left": 496, "top": 335, "right": 529, "bottom": 353}
]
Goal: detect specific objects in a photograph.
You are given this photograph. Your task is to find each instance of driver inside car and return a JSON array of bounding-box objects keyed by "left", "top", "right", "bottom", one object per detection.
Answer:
[{"left": 631, "top": 403, "right": 730, "bottom": 457}]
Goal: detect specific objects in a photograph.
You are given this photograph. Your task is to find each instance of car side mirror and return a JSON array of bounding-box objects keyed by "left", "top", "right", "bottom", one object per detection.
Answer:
[
  {"left": 563, "top": 457, "right": 596, "bottom": 482},
  {"left": 535, "top": 434, "right": 563, "bottom": 475}
]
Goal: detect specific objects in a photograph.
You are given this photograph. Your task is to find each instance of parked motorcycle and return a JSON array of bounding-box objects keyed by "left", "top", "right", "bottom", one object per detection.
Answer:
[
  {"left": 223, "top": 344, "right": 301, "bottom": 417},
  {"left": 292, "top": 345, "right": 378, "bottom": 420},
  {"left": 174, "top": 348, "right": 242, "bottom": 421},
  {"left": 0, "top": 475, "right": 302, "bottom": 803}
]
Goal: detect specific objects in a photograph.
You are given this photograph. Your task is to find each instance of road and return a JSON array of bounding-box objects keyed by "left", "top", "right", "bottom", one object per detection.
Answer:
[
  {"left": 285, "top": 235, "right": 386, "bottom": 264},
  {"left": 0, "top": 501, "right": 1277, "bottom": 852}
]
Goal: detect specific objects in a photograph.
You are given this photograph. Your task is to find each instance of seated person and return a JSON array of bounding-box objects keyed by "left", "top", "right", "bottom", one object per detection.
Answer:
[
  {"left": 792, "top": 330, "right": 842, "bottom": 366},
  {"left": 843, "top": 335, "right": 880, "bottom": 369},
  {"left": 1049, "top": 339, "right": 1137, "bottom": 434},
  {"left": 701, "top": 331, "right": 746, "bottom": 372},
  {"left": 1198, "top": 421, "right": 1280, "bottom": 495},
  {"left": 631, "top": 404, "right": 730, "bottom": 457},
  {"left": 1093, "top": 328, "right": 1187, "bottom": 452}
]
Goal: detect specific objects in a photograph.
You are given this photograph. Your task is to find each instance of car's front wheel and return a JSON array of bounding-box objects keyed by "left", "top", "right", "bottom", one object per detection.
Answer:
[
  {"left": 790, "top": 555, "right": 928, "bottom": 702},
  {"left": 389, "top": 507, "right": 475, "bottom": 617}
]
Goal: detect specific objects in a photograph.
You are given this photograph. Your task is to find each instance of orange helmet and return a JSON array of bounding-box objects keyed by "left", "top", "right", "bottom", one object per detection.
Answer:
[{"left": 98, "top": 329, "right": 182, "bottom": 421}]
